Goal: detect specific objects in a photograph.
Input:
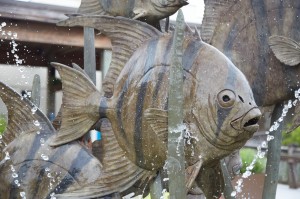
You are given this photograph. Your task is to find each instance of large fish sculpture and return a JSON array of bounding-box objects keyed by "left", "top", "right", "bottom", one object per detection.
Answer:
[
  {"left": 77, "top": 0, "right": 188, "bottom": 29},
  {"left": 201, "top": 0, "right": 300, "bottom": 132},
  {"left": 49, "top": 15, "right": 261, "bottom": 199},
  {"left": 0, "top": 81, "right": 154, "bottom": 198}
]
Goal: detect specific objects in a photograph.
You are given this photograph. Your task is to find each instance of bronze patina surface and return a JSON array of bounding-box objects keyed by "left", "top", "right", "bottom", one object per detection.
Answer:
[
  {"left": 0, "top": 82, "right": 104, "bottom": 198},
  {"left": 77, "top": 0, "right": 188, "bottom": 29},
  {"left": 49, "top": 15, "right": 261, "bottom": 199},
  {"left": 201, "top": 0, "right": 300, "bottom": 131}
]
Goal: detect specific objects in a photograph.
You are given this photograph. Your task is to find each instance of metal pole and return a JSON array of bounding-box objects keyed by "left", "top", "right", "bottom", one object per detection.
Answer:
[
  {"left": 84, "top": 27, "right": 96, "bottom": 84},
  {"left": 221, "top": 159, "right": 235, "bottom": 199},
  {"left": 167, "top": 9, "right": 186, "bottom": 199},
  {"left": 150, "top": 171, "right": 163, "bottom": 199},
  {"left": 31, "top": 74, "right": 40, "bottom": 108},
  {"left": 262, "top": 103, "right": 284, "bottom": 199}
]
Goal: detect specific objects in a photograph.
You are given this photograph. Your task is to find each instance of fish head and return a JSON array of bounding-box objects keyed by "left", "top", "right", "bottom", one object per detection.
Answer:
[
  {"left": 151, "top": 0, "right": 189, "bottom": 13},
  {"left": 183, "top": 42, "right": 261, "bottom": 164}
]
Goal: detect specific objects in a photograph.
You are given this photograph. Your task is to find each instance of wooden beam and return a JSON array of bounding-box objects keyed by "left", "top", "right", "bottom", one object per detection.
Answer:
[{"left": 0, "top": 18, "right": 111, "bottom": 49}]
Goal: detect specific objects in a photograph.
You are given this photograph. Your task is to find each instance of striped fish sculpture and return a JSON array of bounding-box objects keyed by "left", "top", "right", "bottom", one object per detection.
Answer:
[
  {"left": 77, "top": 0, "right": 188, "bottom": 29},
  {"left": 0, "top": 82, "right": 101, "bottom": 198},
  {"left": 49, "top": 15, "right": 261, "bottom": 199},
  {"left": 0, "top": 82, "right": 154, "bottom": 198},
  {"left": 201, "top": 0, "right": 300, "bottom": 132},
  {"left": 268, "top": 35, "right": 300, "bottom": 132}
]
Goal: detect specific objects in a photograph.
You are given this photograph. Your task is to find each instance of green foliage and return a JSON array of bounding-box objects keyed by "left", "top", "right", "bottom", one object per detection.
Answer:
[
  {"left": 0, "top": 116, "right": 7, "bottom": 134},
  {"left": 240, "top": 148, "right": 266, "bottom": 174},
  {"left": 282, "top": 127, "right": 300, "bottom": 146}
]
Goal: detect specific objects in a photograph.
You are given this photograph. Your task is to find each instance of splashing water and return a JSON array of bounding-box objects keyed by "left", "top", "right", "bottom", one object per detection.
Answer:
[
  {"left": 231, "top": 89, "right": 300, "bottom": 197},
  {"left": 41, "top": 154, "right": 49, "bottom": 161}
]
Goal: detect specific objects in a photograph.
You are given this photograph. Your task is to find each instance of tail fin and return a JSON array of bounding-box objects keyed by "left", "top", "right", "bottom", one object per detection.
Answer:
[
  {"left": 0, "top": 81, "right": 55, "bottom": 152},
  {"left": 50, "top": 62, "right": 102, "bottom": 146},
  {"left": 78, "top": 0, "right": 107, "bottom": 15},
  {"left": 51, "top": 63, "right": 90, "bottom": 131}
]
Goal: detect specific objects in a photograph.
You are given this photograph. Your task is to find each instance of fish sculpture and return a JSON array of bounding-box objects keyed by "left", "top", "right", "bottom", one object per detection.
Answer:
[
  {"left": 268, "top": 35, "right": 300, "bottom": 131},
  {"left": 201, "top": 0, "right": 300, "bottom": 132},
  {"left": 0, "top": 81, "right": 155, "bottom": 198},
  {"left": 49, "top": 15, "right": 261, "bottom": 199},
  {"left": 77, "top": 0, "right": 188, "bottom": 29}
]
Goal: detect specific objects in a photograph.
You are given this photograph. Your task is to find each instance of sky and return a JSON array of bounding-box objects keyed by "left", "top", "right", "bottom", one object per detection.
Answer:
[{"left": 16, "top": 0, "right": 205, "bottom": 24}]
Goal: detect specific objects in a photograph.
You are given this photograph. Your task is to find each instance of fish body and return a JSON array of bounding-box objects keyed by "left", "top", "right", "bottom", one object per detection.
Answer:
[
  {"left": 78, "top": 0, "right": 188, "bottom": 28},
  {"left": 0, "top": 81, "right": 153, "bottom": 199},
  {"left": 0, "top": 82, "right": 103, "bottom": 199},
  {"left": 52, "top": 15, "right": 261, "bottom": 198},
  {"left": 201, "top": 0, "right": 300, "bottom": 107}
]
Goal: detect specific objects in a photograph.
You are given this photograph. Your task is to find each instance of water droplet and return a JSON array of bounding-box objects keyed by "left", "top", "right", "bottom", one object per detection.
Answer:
[
  {"left": 1, "top": 22, "right": 6, "bottom": 27},
  {"left": 261, "top": 141, "right": 267, "bottom": 148},
  {"left": 231, "top": 191, "right": 237, "bottom": 197},
  {"left": 19, "top": 67, "right": 24, "bottom": 73},
  {"left": 20, "top": 191, "right": 26, "bottom": 198},
  {"left": 33, "top": 120, "right": 40, "bottom": 126},
  {"left": 293, "top": 99, "right": 298, "bottom": 106},
  {"left": 41, "top": 154, "right": 49, "bottom": 161},
  {"left": 45, "top": 167, "right": 50, "bottom": 172},
  {"left": 267, "top": 135, "right": 274, "bottom": 141},
  {"left": 14, "top": 180, "right": 19, "bottom": 185},
  {"left": 12, "top": 173, "right": 18, "bottom": 178},
  {"left": 36, "top": 131, "right": 40, "bottom": 135},
  {"left": 31, "top": 106, "right": 37, "bottom": 114},
  {"left": 10, "top": 165, "right": 15, "bottom": 172},
  {"left": 50, "top": 193, "right": 56, "bottom": 199},
  {"left": 5, "top": 152, "right": 10, "bottom": 160},
  {"left": 47, "top": 173, "right": 52, "bottom": 178},
  {"left": 40, "top": 138, "right": 45, "bottom": 145}
]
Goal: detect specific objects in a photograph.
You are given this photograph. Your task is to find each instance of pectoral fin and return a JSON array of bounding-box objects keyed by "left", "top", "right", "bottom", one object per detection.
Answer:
[
  {"left": 144, "top": 108, "right": 168, "bottom": 143},
  {"left": 185, "top": 160, "right": 203, "bottom": 191},
  {"left": 196, "top": 161, "right": 224, "bottom": 199},
  {"left": 269, "top": 35, "right": 300, "bottom": 66}
]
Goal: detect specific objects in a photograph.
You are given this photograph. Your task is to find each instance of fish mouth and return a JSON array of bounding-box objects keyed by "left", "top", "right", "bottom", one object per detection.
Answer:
[
  {"left": 180, "top": 0, "right": 189, "bottom": 6},
  {"left": 231, "top": 107, "right": 261, "bottom": 133}
]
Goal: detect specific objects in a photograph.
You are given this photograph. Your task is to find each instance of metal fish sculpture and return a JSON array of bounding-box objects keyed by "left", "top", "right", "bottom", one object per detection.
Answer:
[
  {"left": 0, "top": 81, "right": 154, "bottom": 198},
  {"left": 78, "top": 0, "right": 188, "bottom": 28},
  {"left": 50, "top": 15, "right": 261, "bottom": 199},
  {"left": 201, "top": 0, "right": 300, "bottom": 131},
  {"left": 269, "top": 35, "right": 300, "bottom": 131}
]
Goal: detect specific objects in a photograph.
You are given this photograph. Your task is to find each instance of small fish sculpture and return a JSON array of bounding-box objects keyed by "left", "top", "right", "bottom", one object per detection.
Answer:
[
  {"left": 50, "top": 15, "right": 261, "bottom": 199},
  {"left": 201, "top": 0, "right": 300, "bottom": 131},
  {"left": 0, "top": 82, "right": 101, "bottom": 198},
  {"left": 0, "top": 81, "right": 153, "bottom": 198},
  {"left": 77, "top": 0, "right": 188, "bottom": 29}
]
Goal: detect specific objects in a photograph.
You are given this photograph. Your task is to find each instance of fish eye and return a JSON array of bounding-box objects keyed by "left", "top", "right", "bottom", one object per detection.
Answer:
[{"left": 217, "top": 89, "right": 236, "bottom": 108}]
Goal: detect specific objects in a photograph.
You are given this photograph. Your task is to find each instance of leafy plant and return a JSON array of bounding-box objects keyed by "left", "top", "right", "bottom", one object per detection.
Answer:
[
  {"left": 240, "top": 148, "right": 266, "bottom": 174},
  {"left": 0, "top": 116, "right": 7, "bottom": 134},
  {"left": 282, "top": 127, "right": 300, "bottom": 146}
]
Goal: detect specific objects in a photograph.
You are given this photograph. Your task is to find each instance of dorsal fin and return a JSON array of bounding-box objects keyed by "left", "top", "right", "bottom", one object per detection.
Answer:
[
  {"left": 57, "top": 15, "right": 162, "bottom": 97},
  {"left": 55, "top": 119, "right": 155, "bottom": 198},
  {"left": 78, "top": 0, "right": 108, "bottom": 15},
  {"left": 0, "top": 81, "right": 55, "bottom": 151},
  {"left": 201, "top": 0, "right": 236, "bottom": 43}
]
